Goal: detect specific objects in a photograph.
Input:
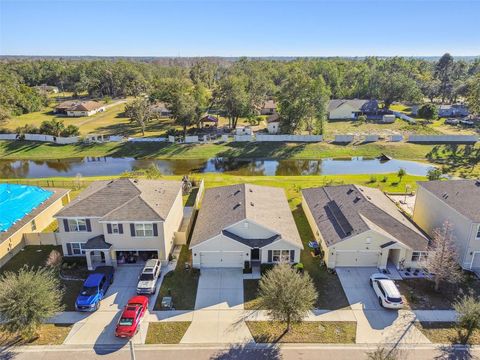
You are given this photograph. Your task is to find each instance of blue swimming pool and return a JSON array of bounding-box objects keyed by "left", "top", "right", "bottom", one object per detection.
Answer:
[{"left": 0, "top": 184, "right": 53, "bottom": 232}]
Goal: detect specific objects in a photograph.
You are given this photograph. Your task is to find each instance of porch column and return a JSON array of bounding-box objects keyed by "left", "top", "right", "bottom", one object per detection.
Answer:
[
  {"left": 103, "top": 250, "right": 113, "bottom": 267},
  {"left": 85, "top": 250, "right": 94, "bottom": 271}
]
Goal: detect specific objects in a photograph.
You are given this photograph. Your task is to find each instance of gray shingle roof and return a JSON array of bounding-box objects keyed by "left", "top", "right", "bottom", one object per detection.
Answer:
[
  {"left": 55, "top": 178, "right": 181, "bottom": 222},
  {"left": 302, "top": 185, "right": 429, "bottom": 250},
  {"left": 327, "top": 99, "right": 378, "bottom": 113},
  {"left": 190, "top": 184, "right": 303, "bottom": 249},
  {"left": 417, "top": 180, "right": 480, "bottom": 223}
]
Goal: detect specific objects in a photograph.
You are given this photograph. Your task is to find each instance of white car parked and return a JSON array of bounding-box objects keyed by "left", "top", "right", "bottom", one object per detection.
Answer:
[{"left": 369, "top": 273, "right": 404, "bottom": 309}]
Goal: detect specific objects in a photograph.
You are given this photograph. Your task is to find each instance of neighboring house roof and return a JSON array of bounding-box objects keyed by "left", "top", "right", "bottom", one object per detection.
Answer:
[
  {"left": 327, "top": 99, "right": 378, "bottom": 113},
  {"left": 150, "top": 102, "right": 170, "bottom": 112},
  {"left": 302, "top": 185, "right": 429, "bottom": 250},
  {"left": 55, "top": 178, "right": 181, "bottom": 222},
  {"left": 55, "top": 101, "right": 78, "bottom": 110},
  {"left": 417, "top": 180, "right": 480, "bottom": 223},
  {"left": 56, "top": 100, "right": 103, "bottom": 112},
  {"left": 190, "top": 184, "right": 303, "bottom": 248},
  {"left": 267, "top": 113, "right": 280, "bottom": 123},
  {"left": 200, "top": 115, "right": 218, "bottom": 123},
  {"left": 262, "top": 100, "right": 276, "bottom": 109}
]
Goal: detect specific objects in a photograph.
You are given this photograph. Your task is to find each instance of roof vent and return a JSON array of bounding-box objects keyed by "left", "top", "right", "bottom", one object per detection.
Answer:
[
  {"left": 133, "top": 179, "right": 138, "bottom": 183},
  {"left": 234, "top": 190, "right": 241, "bottom": 196},
  {"left": 353, "top": 197, "right": 361, "bottom": 203},
  {"left": 442, "top": 192, "right": 449, "bottom": 199},
  {"left": 233, "top": 202, "right": 241, "bottom": 210},
  {"left": 250, "top": 202, "right": 254, "bottom": 206},
  {"left": 347, "top": 188, "right": 354, "bottom": 194},
  {"left": 249, "top": 188, "right": 253, "bottom": 192},
  {"left": 476, "top": 180, "right": 480, "bottom": 186}
]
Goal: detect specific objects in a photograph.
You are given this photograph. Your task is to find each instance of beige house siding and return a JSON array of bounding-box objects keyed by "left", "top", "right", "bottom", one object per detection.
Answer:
[
  {"left": 301, "top": 197, "right": 331, "bottom": 264},
  {"left": 0, "top": 194, "right": 66, "bottom": 268},
  {"left": 260, "top": 240, "right": 301, "bottom": 263},
  {"left": 162, "top": 189, "right": 184, "bottom": 256},
  {"left": 413, "top": 186, "right": 478, "bottom": 268}
]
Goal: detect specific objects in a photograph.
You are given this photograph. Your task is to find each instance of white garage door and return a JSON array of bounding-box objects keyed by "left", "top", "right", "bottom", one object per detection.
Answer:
[
  {"left": 335, "top": 251, "right": 379, "bottom": 267},
  {"left": 472, "top": 253, "right": 480, "bottom": 269},
  {"left": 199, "top": 251, "right": 244, "bottom": 268}
]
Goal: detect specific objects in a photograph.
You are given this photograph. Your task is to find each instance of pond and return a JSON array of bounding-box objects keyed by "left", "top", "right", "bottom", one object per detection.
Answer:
[{"left": 0, "top": 157, "right": 435, "bottom": 178}]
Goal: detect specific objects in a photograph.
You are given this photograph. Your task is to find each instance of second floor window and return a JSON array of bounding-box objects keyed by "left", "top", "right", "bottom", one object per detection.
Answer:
[
  {"left": 68, "top": 218, "right": 87, "bottom": 232},
  {"left": 135, "top": 223, "right": 153, "bottom": 237},
  {"left": 112, "top": 223, "right": 120, "bottom": 234},
  {"left": 477, "top": 225, "right": 480, "bottom": 239}
]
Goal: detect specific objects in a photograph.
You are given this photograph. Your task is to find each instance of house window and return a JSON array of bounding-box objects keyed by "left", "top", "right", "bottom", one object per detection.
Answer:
[
  {"left": 71, "top": 243, "right": 86, "bottom": 255},
  {"left": 477, "top": 225, "right": 480, "bottom": 239},
  {"left": 411, "top": 251, "right": 428, "bottom": 262},
  {"left": 31, "top": 219, "right": 37, "bottom": 231},
  {"left": 272, "top": 250, "right": 291, "bottom": 262},
  {"left": 135, "top": 223, "right": 153, "bottom": 237},
  {"left": 68, "top": 218, "right": 87, "bottom": 232},
  {"left": 111, "top": 223, "right": 120, "bottom": 234}
]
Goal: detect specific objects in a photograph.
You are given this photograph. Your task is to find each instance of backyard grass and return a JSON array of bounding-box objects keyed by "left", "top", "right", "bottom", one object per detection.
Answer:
[
  {"left": 415, "top": 322, "right": 480, "bottom": 345},
  {"left": 398, "top": 274, "right": 480, "bottom": 310},
  {"left": 0, "top": 324, "right": 72, "bottom": 346},
  {"left": 246, "top": 321, "right": 356, "bottom": 343},
  {"left": 154, "top": 246, "right": 199, "bottom": 310},
  {"left": 0, "top": 245, "right": 85, "bottom": 311},
  {"left": 145, "top": 322, "right": 191, "bottom": 344}
]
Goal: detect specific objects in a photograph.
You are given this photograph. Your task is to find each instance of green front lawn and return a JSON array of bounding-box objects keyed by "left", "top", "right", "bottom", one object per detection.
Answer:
[
  {"left": 398, "top": 274, "right": 480, "bottom": 310},
  {"left": 145, "top": 322, "right": 191, "bottom": 344},
  {"left": 415, "top": 322, "right": 480, "bottom": 345},
  {"left": 246, "top": 321, "right": 356, "bottom": 343},
  {"left": 154, "top": 246, "right": 199, "bottom": 310},
  {"left": 0, "top": 324, "right": 72, "bottom": 346},
  {"left": 0, "top": 246, "right": 85, "bottom": 311}
]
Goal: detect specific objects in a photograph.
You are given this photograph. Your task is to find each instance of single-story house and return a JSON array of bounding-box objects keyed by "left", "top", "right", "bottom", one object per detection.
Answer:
[
  {"left": 0, "top": 184, "right": 70, "bottom": 268},
  {"left": 413, "top": 180, "right": 480, "bottom": 271},
  {"left": 266, "top": 113, "right": 280, "bottom": 134},
  {"left": 190, "top": 184, "right": 303, "bottom": 268},
  {"left": 150, "top": 102, "right": 172, "bottom": 117},
  {"left": 328, "top": 99, "right": 379, "bottom": 120},
  {"left": 55, "top": 100, "right": 105, "bottom": 117},
  {"left": 438, "top": 104, "right": 469, "bottom": 118},
  {"left": 54, "top": 178, "right": 184, "bottom": 270},
  {"left": 199, "top": 115, "right": 218, "bottom": 128},
  {"left": 302, "top": 185, "right": 429, "bottom": 269},
  {"left": 260, "top": 100, "right": 277, "bottom": 115},
  {"left": 34, "top": 84, "right": 59, "bottom": 94}
]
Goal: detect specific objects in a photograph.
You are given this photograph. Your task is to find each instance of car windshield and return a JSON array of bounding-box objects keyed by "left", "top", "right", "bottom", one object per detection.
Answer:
[
  {"left": 119, "top": 317, "right": 134, "bottom": 326},
  {"left": 139, "top": 273, "right": 154, "bottom": 281},
  {"left": 387, "top": 296, "right": 402, "bottom": 303},
  {"left": 80, "top": 286, "right": 97, "bottom": 296}
]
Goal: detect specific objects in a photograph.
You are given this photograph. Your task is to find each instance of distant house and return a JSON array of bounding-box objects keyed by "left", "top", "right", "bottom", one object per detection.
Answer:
[
  {"left": 328, "top": 99, "right": 379, "bottom": 120},
  {"left": 266, "top": 113, "right": 280, "bottom": 134},
  {"left": 55, "top": 100, "right": 105, "bottom": 117},
  {"left": 34, "top": 84, "right": 59, "bottom": 94},
  {"left": 438, "top": 104, "right": 469, "bottom": 118},
  {"left": 302, "top": 185, "right": 429, "bottom": 269},
  {"left": 150, "top": 102, "right": 172, "bottom": 117},
  {"left": 199, "top": 115, "right": 218, "bottom": 128},
  {"left": 261, "top": 100, "right": 277, "bottom": 115},
  {"left": 413, "top": 180, "right": 480, "bottom": 271}
]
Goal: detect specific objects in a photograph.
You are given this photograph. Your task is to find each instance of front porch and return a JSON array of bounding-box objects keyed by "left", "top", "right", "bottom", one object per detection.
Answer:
[{"left": 83, "top": 235, "right": 114, "bottom": 271}]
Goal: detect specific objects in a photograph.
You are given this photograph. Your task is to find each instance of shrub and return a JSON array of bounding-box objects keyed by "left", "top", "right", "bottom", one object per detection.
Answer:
[
  {"left": 15, "top": 124, "right": 39, "bottom": 135},
  {"left": 357, "top": 115, "right": 367, "bottom": 123},
  {"left": 369, "top": 175, "right": 377, "bottom": 183},
  {"left": 427, "top": 168, "right": 442, "bottom": 181},
  {"left": 381, "top": 176, "right": 388, "bottom": 183},
  {"left": 418, "top": 103, "right": 439, "bottom": 120},
  {"left": 60, "top": 124, "right": 80, "bottom": 137}
]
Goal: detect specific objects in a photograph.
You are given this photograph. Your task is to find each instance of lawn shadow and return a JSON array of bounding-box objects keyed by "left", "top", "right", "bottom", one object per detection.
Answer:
[{"left": 211, "top": 343, "right": 281, "bottom": 360}]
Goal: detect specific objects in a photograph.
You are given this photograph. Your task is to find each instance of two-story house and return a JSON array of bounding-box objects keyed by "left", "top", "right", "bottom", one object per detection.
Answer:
[
  {"left": 190, "top": 184, "right": 303, "bottom": 268},
  {"left": 55, "top": 178, "right": 183, "bottom": 270},
  {"left": 413, "top": 180, "right": 480, "bottom": 270}
]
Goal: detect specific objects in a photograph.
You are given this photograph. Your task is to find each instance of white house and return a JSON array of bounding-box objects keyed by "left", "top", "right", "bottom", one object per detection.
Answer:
[
  {"left": 266, "top": 114, "right": 280, "bottom": 134},
  {"left": 302, "top": 185, "right": 429, "bottom": 270},
  {"left": 413, "top": 180, "right": 480, "bottom": 271},
  {"left": 328, "top": 99, "right": 379, "bottom": 120},
  {"left": 55, "top": 178, "right": 184, "bottom": 270},
  {"left": 190, "top": 184, "right": 303, "bottom": 268},
  {"left": 55, "top": 100, "right": 105, "bottom": 117},
  {"left": 260, "top": 100, "right": 277, "bottom": 115}
]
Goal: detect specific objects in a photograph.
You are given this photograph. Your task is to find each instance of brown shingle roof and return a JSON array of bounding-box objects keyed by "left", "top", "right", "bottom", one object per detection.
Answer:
[
  {"left": 55, "top": 178, "right": 181, "bottom": 222},
  {"left": 190, "top": 184, "right": 303, "bottom": 248},
  {"left": 262, "top": 100, "right": 276, "bottom": 109},
  {"left": 71, "top": 101, "right": 103, "bottom": 111},
  {"left": 417, "top": 180, "right": 480, "bottom": 222},
  {"left": 302, "top": 185, "right": 429, "bottom": 250}
]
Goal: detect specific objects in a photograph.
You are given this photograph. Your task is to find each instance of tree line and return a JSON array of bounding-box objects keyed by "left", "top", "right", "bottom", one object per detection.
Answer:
[{"left": 1, "top": 54, "right": 479, "bottom": 134}]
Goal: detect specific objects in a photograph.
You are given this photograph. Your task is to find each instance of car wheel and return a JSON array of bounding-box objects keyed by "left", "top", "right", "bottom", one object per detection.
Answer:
[
  {"left": 369, "top": 279, "right": 373, "bottom": 287},
  {"left": 378, "top": 297, "right": 383, "bottom": 308},
  {"left": 95, "top": 302, "right": 100, "bottom": 311}
]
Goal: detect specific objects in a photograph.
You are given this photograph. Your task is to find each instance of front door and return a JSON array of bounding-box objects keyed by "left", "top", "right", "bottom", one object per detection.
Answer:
[{"left": 251, "top": 248, "right": 260, "bottom": 261}]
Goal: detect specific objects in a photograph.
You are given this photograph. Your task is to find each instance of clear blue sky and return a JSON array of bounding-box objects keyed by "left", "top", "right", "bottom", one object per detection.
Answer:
[{"left": 1, "top": 0, "right": 479, "bottom": 57}]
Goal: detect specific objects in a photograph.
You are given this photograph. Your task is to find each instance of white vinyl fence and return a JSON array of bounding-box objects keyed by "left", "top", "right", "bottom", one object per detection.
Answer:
[
  {"left": 0, "top": 134, "right": 18, "bottom": 140},
  {"left": 408, "top": 135, "right": 478, "bottom": 144},
  {"left": 389, "top": 134, "right": 403, "bottom": 142},
  {"left": 334, "top": 135, "right": 354, "bottom": 143},
  {"left": 127, "top": 137, "right": 167, "bottom": 142},
  {"left": 364, "top": 134, "right": 379, "bottom": 142},
  {"left": 0, "top": 133, "right": 80, "bottom": 144},
  {"left": 185, "top": 136, "right": 199, "bottom": 143},
  {"left": 234, "top": 135, "right": 254, "bottom": 142},
  {"left": 392, "top": 111, "right": 416, "bottom": 124},
  {"left": 255, "top": 134, "right": 323, "bottom": 142}
]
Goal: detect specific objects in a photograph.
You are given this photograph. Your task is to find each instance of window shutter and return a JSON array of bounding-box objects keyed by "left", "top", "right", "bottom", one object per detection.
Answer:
[
  {"left": 119, "top": 224, "right": 123, "bottom": 234},
  {"left": 66, "top": 243, "right": 72, "bottom": 255},
  {"left": 268, "top": 250, "right": 272, "bottom": 263},
  {"left": 63, "top": 219, "right": 69, "bottom": 232},
  {"left": 107, "top": 223, "right": 112, "bottom": 234},
  {"left": 130, "top": 224, "right": 135, "bottom": 237},
  {"left": 86, "top": 219, "right": 92, "bottom": 232},
  {"left": 290, "top": 250, "right": 295, "bottom": 262},
  {"left": 153, "top": 223, "right": 158, "bottom": 236}
]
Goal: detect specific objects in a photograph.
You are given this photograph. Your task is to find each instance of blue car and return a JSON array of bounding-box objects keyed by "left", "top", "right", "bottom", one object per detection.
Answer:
[{"left": 75, "top": 267, "right": 114, "bottom": 312}]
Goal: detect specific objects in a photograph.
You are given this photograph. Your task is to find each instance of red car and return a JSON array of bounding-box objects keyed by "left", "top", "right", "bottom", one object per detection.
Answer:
[{"left": 115, "top": 295, "right": 149, "bottom": 338}]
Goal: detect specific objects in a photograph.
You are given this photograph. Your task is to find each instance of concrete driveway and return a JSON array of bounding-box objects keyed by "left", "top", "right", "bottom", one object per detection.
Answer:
[
  {"left": 336, "top": 267, "right": 429, "bottom": 344},
  {"left": 64, "top": 265, "right": 149, "bottom": 346},
  {"left": 181, "top": 268, "right": 253, "bottom": 344}
]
